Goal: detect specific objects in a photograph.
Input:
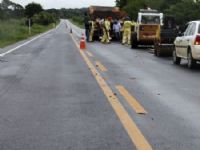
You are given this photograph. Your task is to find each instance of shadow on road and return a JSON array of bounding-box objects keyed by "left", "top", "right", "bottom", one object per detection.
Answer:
[{"left": 178, "top": 62, "right": 200, "bottom": 72}]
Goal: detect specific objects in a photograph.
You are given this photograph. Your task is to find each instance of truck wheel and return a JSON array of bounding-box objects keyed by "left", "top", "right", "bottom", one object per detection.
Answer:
[
  {"left": 188, "top": 50, "right": 196, "bottom": 69},
  {"left": 173, "top": 50, "right": 181, "bottom": 65},
  {"left": 154, "top": 42, "right": 162, "bottom": 57},
  {"left": 154, "top": 49, "right": 157, "bottom": 56},
  {"left": 132, "top": 41, "right": 138, "bottom": 49},
  {"left": 131, "top": 33, "right": 138, "bottom": 49},
  {"left": 154, "top": 43, "right": 158, "bottom": 56},
  {"left": 156, "top": 45, "right": 161, "bottom": 57}
]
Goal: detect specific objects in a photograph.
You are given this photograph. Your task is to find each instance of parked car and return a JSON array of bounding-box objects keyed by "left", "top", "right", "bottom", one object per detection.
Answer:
[{"left": 173, "top": 21, "right": 200, "bottom": 68}]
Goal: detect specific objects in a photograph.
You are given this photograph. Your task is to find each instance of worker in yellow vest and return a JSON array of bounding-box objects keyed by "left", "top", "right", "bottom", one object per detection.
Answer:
[
  {"left": 101, "top": 18, "right": 111, "bottom": 43},
  {"left": 122, "top": 17, "right": 135, "bottom": 45},
  {"left": 89, "top": 20, "right": 96, "bottom": 42},
  {"left": 155, "top": 25, "right": 161, "bottom": 40}
]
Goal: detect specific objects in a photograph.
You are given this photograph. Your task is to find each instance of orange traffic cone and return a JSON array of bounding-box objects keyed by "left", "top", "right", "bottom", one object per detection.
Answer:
[{"left": 80, "top": 34, "right": 86, "bottom": 50}]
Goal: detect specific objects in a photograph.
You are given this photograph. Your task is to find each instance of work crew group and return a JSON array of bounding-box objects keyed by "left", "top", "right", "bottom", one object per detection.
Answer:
[{"left": 84, "top": 14, "right": 136, "bottom": 45}]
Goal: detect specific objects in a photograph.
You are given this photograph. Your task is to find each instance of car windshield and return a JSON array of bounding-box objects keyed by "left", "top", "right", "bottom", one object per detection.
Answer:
[{"left": 141, "top": 15, "right": 160, "bottom": 24}]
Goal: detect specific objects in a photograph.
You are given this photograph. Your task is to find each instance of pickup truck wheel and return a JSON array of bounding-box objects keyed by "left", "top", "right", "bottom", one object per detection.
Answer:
[
  {"left": 173, "top": 50, "right": 181, "bottom": 65},
  {"left": 188, "top": 51, "right": 196, "bottom": 69}
]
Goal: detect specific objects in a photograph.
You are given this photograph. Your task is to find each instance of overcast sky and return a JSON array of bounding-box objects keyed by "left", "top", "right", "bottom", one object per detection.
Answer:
[{"left": 10, "top": 0, "right": 115, "bottom": 9}]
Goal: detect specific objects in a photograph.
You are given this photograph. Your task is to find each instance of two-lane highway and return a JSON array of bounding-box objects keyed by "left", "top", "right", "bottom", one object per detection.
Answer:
[
  {"left": 0, "top": 20, "right": 200, "bottom": 150},
  {"left": 67, "top": 20, "right": 200, "bottom": 149},
  {"left": 0, "top": 21, "right": 135, "bottom": 150},
  {"left": 84, "top": 41, "right": 200, "bottom": 149}
]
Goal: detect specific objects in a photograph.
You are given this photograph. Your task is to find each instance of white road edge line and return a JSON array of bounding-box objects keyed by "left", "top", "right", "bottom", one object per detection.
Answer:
[{"left": 0, "top": 29, "right": 53, "bottom": 57}]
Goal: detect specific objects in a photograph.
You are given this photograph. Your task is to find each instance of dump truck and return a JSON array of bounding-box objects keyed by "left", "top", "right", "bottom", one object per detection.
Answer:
[
  {"left": 88, "top": 6, "right": 125, "bottom": 20},
  {"left": 131, "top": 9, "right": 163, "bottom": 48},
  {"left": 88, "top": 6, "right": 126, "bottom": 40},
  {"left": 153, "top": 16, "right": 178, "bottom": 56}
]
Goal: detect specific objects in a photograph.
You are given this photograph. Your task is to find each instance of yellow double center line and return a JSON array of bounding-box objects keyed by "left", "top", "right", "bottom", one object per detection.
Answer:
[
  {"left": 95, "top": 61, "right": 108, "bottom": 72},
  {"left": 116, "top": 85, "right": 147, "bottom": 114},
  {"left": 70, "top": 34, "right": 153, "bottom": 150},
  {"left": 86, "top": 51, "right": 93, "bottom": 57}
]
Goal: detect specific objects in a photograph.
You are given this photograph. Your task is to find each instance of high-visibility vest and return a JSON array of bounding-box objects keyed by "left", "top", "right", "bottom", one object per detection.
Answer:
[
  {"left": 89, "top": 21, "right": 96, "bottom": 30},
  {"left": 105, "top": 20, "right": 110, "bottom": 31},
  {"left": 123, "top": 21, "right": 135, "bottom": 30}
]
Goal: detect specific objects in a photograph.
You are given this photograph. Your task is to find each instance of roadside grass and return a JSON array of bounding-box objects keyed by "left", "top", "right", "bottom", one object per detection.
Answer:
[
  {"left": 69, "top": 18, "right": 84, "bottom": 29},
  {"left": 0, "top": 19, "right": 58, "bottom": 48}
]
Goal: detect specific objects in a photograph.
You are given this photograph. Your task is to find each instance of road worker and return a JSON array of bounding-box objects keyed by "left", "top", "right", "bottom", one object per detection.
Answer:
[
  {"left": 122, "top": 17, "right": 135, "bottom": 45},
  {"left": 113, "top": 19, "right": 122, "bottom": 41},
  {"left": 84, "top": 13, "right": 90, "bottom": 42},
  {"left": 107, "top": 17, "right": 112, "bottom": 40},
  {"left": 89, "top": 19, "right": 96, "bottom": 42},
  {"left": 101, "top": 18, "right": 111, "bottom": 43},
  {"left": 155, "top": 24, "right": 161, "bottom": 40}
]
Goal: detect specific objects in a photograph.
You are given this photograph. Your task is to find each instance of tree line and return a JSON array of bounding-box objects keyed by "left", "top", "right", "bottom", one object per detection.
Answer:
[
  {"left": 3, "top": 0, "right": 199, "bottom": 27},
  {"left": 0, "top": 0, "right": 88, "bottom": 25},
  {"left": 116, "top": 0, "right": 200, "bottom": 24},
  {"left": 0, "top": 0, "right": 59, "bottom": 25},
  {"left": 0, "top": 0, "right": 24, "bottom": 19}
]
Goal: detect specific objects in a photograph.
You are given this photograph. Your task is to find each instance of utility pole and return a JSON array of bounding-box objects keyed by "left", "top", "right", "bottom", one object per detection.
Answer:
[{"left": 29, "top": 19, "right": 31, "bottom": 36}]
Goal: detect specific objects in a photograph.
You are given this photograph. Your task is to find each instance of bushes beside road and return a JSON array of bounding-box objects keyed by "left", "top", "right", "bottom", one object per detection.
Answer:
[
  {"left": 0, "top": 0, "right": 60, "bottom": 48},
  {"left": 0, "top": 19, "right": 57, "bottom": 48},
  {"left": 33, "top": 11, "right": 58, "bottom": 26},
  {"left": 70, "top": 16, "right": 84, "bottom": 28},
  {"left": 58, "top": 8, "right": 85, "bottom": 28}
]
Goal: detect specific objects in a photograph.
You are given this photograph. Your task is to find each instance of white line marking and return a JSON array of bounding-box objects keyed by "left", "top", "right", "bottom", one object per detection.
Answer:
[{"left": 0, "top": 29, "right": 53, "bottom": 57}]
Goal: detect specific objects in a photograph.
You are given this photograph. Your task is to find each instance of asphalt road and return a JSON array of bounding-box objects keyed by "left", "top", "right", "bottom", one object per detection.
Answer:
[{"left": 0, "top": 20, "right": 200, "bottom": 150}]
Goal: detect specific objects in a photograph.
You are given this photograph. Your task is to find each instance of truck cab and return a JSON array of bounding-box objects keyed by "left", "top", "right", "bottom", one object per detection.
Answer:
[{"left": 132, "top": 9, "right": 163, "bottom": 48}]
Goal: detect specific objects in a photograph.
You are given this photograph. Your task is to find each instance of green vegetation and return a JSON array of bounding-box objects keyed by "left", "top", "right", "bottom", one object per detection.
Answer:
[
  {"left": 69, "top": 17, "right": 84, "bottom": 28},
  {"left": 59, "top": 8, "right": 85, "bottom": 28},
  {"left": 0, "top": 19, "right": 55, "bottom": 48},
  {"left": 0, "top": 0, "right": 59, "bottom": 48},
  {"left": 166, "top": 0, "right": 200, "bottom": 24},
  {"left": 33, "top": 11, "right": 58, "bottom": 25},
  {"left": 0, "top": 0, "right": 24, "bottom": 19},
  {"left": 116, "top": 0, "right": 200, "bottom": 24},
  {"left": 0, "top": 0, "right": 85, "bottom": 44},
  {"left": 25, "top": 2, "right": 43, "bottom": 18}
]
